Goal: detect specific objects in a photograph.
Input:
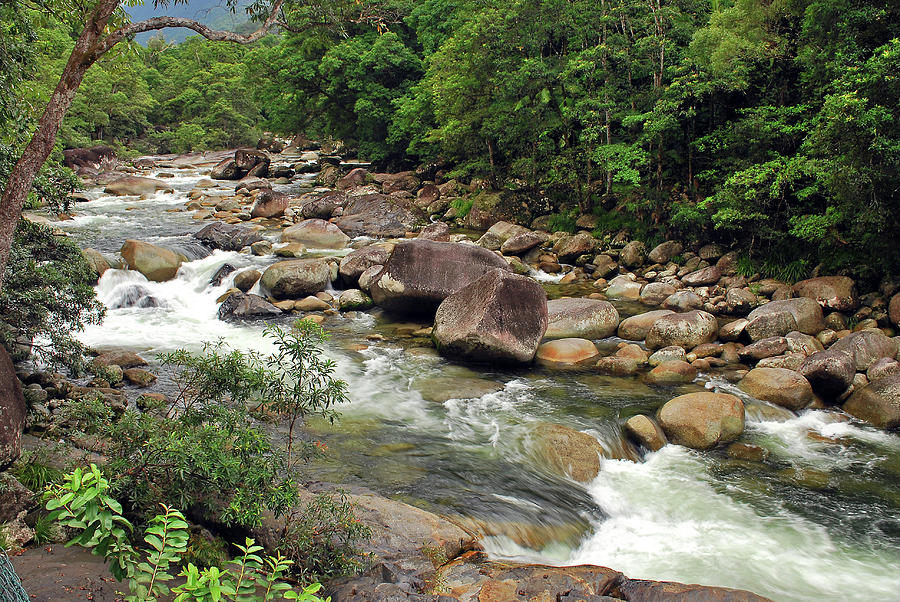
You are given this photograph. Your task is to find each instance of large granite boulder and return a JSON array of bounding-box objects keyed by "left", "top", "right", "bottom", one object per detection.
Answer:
[
  {"left": 120, "top": 239, "right": 183, "bottom": 282},
  {"left": 217, "top": 292, "right": 282, "bottom": 321},
  {"left": 620, "top": 240, "right": 646, "bottom": 268},
  {"left": 433, "top": 269, "right": 548, "bottom": 363},
  {"left": 259, "top": 258, "right": 335, "bottom": 300},
  {"left": 618, "top": 309, "right": 674, "bottom": 341},
  {"left": 370, "top": 240, "right": 510, "bottom": 314},
  {"left": 645, "top": 310, "right": 718, "bottom": 350},
  {"left": 282, "top": 219, "right": 350, "bottom": 249},
  {"left": 843, "top": 375, "right": 900, "bottom": 429},
  {"left": 798, "top": 349, "right": 856, "bottom": 400},
  {"left": 104, "top": 176, "right": 168, "bottom": 196},
  {"left": 829, "top": 330, "right": 898, "bottom": 371},
  {"left": 792, "top": 276, "right": 858, "bottom": 312},
  {"left": 745, "top": 298, "right": 824, "bottom": 341},
  {"left": 0, "top": 347, "right": 25, "bottom": 470},
  {"left": 657, "top": 392, "right": 745, "bottom": 450},
  {"left": 738, "top": 367, "right": 814, "bottom": 411},
  {"left": 194, "top": 221, "right": 263, "bottom": 251},
  {"left": 545, "top": 298, "right": 619, "bottom": 340},
  {"left": 333, "top": 193, "right": 420, "bottom": 238},
  {"left": 554, "top": 232, "right": 597, "bottom": 262}
]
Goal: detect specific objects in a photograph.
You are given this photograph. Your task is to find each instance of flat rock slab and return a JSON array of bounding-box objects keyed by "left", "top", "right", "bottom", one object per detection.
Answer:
[{"left": 12, "top": 545, "right": 122, "bottom": 601}]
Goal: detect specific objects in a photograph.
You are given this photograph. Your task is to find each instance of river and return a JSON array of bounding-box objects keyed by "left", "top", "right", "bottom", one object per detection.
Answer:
[{"left": 53, "top": 164, "right": 900, "bottom": 601}]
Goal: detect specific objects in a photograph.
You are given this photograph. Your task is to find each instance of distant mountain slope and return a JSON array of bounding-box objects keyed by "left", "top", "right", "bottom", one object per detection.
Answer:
[{"left": 126, "top": 0, "right": 252, "bottom": 44}]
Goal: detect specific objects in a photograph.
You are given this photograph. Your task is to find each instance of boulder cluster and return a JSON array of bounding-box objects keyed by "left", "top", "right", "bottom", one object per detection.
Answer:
[{"left": 85, "top": 142, "right": 900, "bottom": 449}]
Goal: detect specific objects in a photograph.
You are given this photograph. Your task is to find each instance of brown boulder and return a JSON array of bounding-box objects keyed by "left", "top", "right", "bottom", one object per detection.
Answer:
[
  {"left": 624, "top": 414, "right": 668, "bottom": 451},
  {"left": 829, "top": 330, "right": 898, "bottom": 371},
  {"left": 250, "top": 190, "right": 289, "bottom": 218},
  {"left": 281, "top": 219, "right": 350, "bottom": 249},
  {"left": 618, "top": 310, "right": 674, "bottom": 341},
  {"left": 536, "top": 338, "right": 599, "bottom": 366},
  {"left": 797, "top": 349, "right": 856, "bottom": 400},
  {"left": 738, "top": 367, "right": 814, "bottom": 411},
  {"left": 104, "top": 176, "right": 168, "bottom": 196},
  {"left": 120, "top": 240, "right": 183, "bottom": 282},
  {"left": 745, "top": 298, "right": 824, "bottom": 341},
  {"left": 843, "top": 375, "right": 900, "bottom": 429},
  {"left": 645, "top": 310, "right": 718, "bottom": 351},
  {"left": 793, "top": 276, "right": 858, "bottom": 312},
  {"left": 657, "top": 392, "right": 745, "bottom": 450}
]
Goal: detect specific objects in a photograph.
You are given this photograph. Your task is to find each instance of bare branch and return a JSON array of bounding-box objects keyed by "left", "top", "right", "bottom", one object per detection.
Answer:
[{"left": 94, "top": 0, "right": 285, "bottom": 57}]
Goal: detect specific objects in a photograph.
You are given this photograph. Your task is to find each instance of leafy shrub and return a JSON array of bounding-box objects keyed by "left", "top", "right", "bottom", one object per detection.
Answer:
[
  {"left": 450, "top": 197, "right": 474, "bottom": 219},
  {"left": 0, "top": 219, "right": 105, "bottom": 372},
  {"left": 45, "top": 465, "right": 329, "bottom": 601},
  {"left": 277, "top": 491, "right": 372, "bottom": 584},
  {"left": 547, "top": 211, "right": 577, "bottom": 234}
]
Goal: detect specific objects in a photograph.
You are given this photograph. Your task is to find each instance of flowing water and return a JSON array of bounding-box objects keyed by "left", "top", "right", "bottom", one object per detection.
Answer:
[{"left": 51, "top": 166, "right": 900, "bottom": 601}]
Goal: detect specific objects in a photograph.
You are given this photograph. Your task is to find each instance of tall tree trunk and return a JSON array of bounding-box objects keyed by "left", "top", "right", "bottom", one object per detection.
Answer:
[
  {"left": 0, "top": 0, "right": 117, "bottom": 290},
  {"left": 0, "top": 0, "right": 286, "bottom": 293}
]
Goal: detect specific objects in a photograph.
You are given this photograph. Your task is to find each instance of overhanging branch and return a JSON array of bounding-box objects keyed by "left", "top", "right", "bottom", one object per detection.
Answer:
[{"left": 94, "top": 0, "right": 286, "bottom": 57}]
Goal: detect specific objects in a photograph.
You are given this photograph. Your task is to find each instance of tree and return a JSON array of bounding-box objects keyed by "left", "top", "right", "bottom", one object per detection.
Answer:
[{"left": 0, "top": 0, "right": 287, "bottom": 292}]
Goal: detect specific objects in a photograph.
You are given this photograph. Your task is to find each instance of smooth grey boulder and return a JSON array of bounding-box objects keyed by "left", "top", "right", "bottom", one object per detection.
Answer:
[
  {"left": 371, "top": 239, "right": 510, "bottom": 314},
  {"left": 194, "top": 221, "right": 263, "bottom": 251},
  {"left": 433, "top": 268, "right": 548, "bottom": 364},
  {"left": 645, "top": 310, "right": 718, "bottom": 351},
  {"left": 217, "top": 292, "right": 283, "bottom": 322},
  {"left": 259, "top": 258, "right": 334, "bottom": 300},
  {"left": 745, "top": 298, "right": 824, "bottom": 341},
  {"left": 545, "top": 298, "right": 619, "bottom": 340}
]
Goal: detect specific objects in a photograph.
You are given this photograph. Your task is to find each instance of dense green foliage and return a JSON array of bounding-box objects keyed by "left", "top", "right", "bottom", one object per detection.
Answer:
[
  {"left": 46, "top": 465, "right": 329, "bottom": 601},
  {"left": 0, "top": 219, "right": 105, "bottom": 370},
  {"left": 55, "top": 320, "right": 368, "bottom": 583},
  {"left": 12, "top": 0, "right": 900, "bottom": 278}
]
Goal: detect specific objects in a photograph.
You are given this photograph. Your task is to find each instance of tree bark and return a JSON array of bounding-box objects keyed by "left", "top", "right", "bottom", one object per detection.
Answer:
[{"left": 0, "top": 0, "right": 285, "bottom": 292}]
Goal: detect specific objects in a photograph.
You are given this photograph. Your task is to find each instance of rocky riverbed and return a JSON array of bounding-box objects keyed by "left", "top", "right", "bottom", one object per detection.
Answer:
[{"left": 4, "top": 141, "right": 900, "bottom": 601}]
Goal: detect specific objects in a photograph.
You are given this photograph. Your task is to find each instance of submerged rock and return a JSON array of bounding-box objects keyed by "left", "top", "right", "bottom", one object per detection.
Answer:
[
  {"left": 104, "top": 176, "right": 167, "bottom": 196},
  {"left": 530, "top": 422, "right": 605, "bottom": 482},
  {"left": 434, "top": 268, "right": 548, "bottom": 364},
  {"left": 217, "top": 292, "right": 282, "bottom": 321}
]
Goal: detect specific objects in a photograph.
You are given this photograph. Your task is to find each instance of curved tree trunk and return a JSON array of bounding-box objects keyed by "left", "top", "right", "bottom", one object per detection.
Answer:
[{"left": 0, "top": 0, "right": 285, "bottom": 292}]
